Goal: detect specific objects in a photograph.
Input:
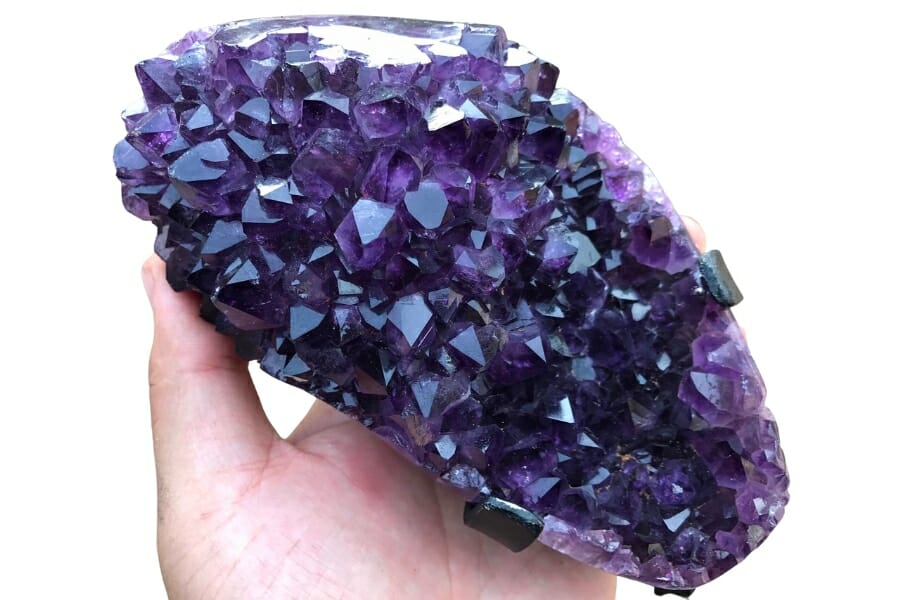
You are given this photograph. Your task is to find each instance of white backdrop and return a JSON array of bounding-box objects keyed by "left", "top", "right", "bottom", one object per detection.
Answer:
[{"left": 2, "top": 1, "right": 897, "bottom": 598}]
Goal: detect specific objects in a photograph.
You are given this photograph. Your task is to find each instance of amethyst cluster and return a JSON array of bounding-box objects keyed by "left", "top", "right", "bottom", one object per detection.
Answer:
[{"left": 114, "top": 16, "right": 788, "bottom": 590}]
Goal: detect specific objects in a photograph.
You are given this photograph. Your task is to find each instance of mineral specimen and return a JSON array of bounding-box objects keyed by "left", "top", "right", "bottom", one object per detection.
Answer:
[{"left": 114, "top": 16, "right": 788, "bottom": 590}]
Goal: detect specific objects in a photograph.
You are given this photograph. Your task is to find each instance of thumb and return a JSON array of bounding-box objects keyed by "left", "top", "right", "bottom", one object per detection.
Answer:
[{"left": 142, "top": 256, "right": 277, "bottom": 494}]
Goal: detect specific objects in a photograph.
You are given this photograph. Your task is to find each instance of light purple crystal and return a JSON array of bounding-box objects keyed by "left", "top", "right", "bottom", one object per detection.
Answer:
[{"left": 115, "top": 16, "right": 788, "bottom": 590}]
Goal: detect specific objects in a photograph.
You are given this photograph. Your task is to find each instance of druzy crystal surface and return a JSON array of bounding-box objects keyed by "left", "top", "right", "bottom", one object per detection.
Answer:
[{"left": 115, "top": 17, "right": 788, "bottom": 589}]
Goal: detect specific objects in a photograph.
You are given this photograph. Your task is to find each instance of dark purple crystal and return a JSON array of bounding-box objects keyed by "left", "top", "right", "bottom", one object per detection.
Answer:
[{"left": 115, "top": 16, "right": 788, "bottom": 589}]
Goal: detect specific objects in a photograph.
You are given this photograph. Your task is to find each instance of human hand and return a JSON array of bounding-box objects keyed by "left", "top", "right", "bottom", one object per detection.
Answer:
[{"left": 141, "top": 218, "right": 706, "bottom": 599}]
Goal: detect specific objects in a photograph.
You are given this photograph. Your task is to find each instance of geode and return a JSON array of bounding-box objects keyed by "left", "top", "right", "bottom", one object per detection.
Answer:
[{"left": 114, "top": 16, "right": 788, "bottom": 591}]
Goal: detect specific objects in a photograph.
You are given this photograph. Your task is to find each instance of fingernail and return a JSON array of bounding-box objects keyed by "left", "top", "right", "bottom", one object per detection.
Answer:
[{"left": 141, "top": 261, "right": 157, "bottom": 301}]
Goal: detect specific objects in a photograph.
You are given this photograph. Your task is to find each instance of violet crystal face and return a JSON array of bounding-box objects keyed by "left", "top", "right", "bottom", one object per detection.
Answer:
[{"left": 114, "top": 16, "right": 788, "bottom": 590}]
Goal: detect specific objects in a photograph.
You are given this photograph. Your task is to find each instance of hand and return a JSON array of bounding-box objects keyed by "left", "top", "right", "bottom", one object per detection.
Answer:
[{"left": 142, "top": 218, "right": 706, "bottom": 599}]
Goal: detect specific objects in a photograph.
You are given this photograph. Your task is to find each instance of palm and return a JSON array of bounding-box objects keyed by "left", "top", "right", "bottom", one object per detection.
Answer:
[{"left": 157, "top": 411, "right": 615, "bottom": 599}]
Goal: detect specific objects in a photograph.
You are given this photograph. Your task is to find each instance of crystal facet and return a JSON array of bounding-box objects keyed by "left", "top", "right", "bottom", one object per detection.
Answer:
[{"left": 115, "top": 16, "right": 788, "bottom": 590}]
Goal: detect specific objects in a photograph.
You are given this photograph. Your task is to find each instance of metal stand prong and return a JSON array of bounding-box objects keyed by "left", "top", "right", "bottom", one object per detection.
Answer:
[
  {"left": 699, "top": 249, "right": 744, "bottom": 307},
  {"left": 654, "top": 587, "right": 695, "bottom": 597},
  {"left": 463, "top": 496, "right": 543, "bottom": 552}
]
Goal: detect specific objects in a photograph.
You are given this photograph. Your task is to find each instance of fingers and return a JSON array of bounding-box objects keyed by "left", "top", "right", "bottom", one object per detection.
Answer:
[
  {"left": 142, "top": 256, "right": 277, "bottom": 491},
  {"left": 682, "top": 215, "right": 707, "bottom": 252}
]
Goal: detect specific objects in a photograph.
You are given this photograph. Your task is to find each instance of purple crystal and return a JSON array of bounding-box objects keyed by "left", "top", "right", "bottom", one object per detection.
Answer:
[{"left": 115, "top": 16, "right": 788, "bottom": 589}]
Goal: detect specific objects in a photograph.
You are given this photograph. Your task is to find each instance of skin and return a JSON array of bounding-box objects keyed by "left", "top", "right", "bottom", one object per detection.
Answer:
[{"left": 144, "top": 217, "right": 706, "bottom": 600}]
